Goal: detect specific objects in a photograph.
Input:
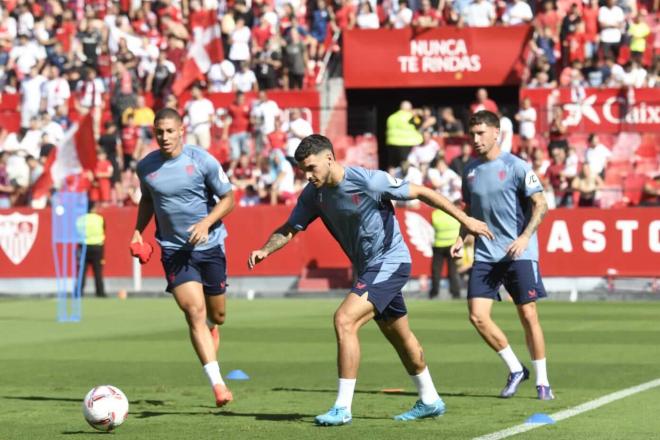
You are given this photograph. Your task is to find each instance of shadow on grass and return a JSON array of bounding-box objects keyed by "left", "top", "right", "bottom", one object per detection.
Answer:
[
  {"left": 3, "top": 396, "right": 167, "bottom": 405},
  {"left": 271, "top": 388, "right": 504, "bottom": 399},
  {"left": 61, "top": 431, "right": 109, "bottom": 435}
]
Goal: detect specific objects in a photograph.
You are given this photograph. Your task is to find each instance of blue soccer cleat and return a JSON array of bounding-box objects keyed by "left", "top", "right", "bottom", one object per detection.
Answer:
[
  {"left": 393, "top": 398, "right": 446, "bottom": 421},
  {"left": 500, "top": 365, "right": 530, "bottom": 398},
  {"left": 315, "top": 406, "right": 352, "bottom": 426},
  {"left": 536, "top": 385, "right": 555, "bottom": 400}
]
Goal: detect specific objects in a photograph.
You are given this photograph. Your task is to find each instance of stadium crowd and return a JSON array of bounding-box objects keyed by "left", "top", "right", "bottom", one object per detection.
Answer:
[{"left": 0, "top": 0, "right": 658, "bottom": 210}]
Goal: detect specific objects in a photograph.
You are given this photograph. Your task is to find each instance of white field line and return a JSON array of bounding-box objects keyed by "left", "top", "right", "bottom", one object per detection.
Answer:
[{"left": 473, "top": 378, "right": 660, "bottom": 440}]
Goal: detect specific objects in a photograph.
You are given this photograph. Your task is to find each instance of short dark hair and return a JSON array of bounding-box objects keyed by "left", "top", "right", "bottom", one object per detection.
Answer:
[
  {"left": 154, "top": 107, "right": 182, "bottom": 125},
  {"left": 468, "top": 110, "right": 500, "bottom": 129},
  {"left": 294, "top": 134, "right": 334, "bottom": 163}
]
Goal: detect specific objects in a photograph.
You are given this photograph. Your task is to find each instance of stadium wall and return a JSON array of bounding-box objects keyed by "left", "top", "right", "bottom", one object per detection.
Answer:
[{"left": 0, "top": 207, "right": 658, "bottom": 281}]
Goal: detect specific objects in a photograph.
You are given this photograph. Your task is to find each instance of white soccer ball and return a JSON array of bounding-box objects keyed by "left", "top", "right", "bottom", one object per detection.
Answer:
[{"left": 82, "top": 385, "right": 129, "bottom": 431}]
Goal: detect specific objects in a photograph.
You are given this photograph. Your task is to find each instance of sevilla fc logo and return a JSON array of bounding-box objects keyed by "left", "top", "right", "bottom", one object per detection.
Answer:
[
  {"left": 0, "top": 212, "right": 39, "bottom": 265},
  {"left": 186, "top": 165, "right": 195, "bottom": 175}
]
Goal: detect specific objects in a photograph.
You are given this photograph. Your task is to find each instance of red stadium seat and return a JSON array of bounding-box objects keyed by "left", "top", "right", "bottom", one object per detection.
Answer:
[
  {"left": 596, "top": 186, "right": 623, "bottom": 208},
  {"left": 622, "top": 174, "right": 647, "bottom": 206},
  {"left": 444, "top": 145, "right": 461, "bottom": 164}
]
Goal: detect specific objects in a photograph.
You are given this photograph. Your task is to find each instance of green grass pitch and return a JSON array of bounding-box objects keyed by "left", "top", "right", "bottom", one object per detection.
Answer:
[{"left": 1, "top": 298, "right": 659, "bottom": 439}]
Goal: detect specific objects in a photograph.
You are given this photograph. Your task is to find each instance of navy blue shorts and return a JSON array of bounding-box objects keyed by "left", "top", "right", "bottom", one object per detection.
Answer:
[
  {"left": 160, "top": 245, "right": 227, "bottom": 296},
  {"left": 468, "top": 260, "right": 546, "bottom": 305},
  {"left": 352, "top": 262, "right": 410, "bottom": 321}
]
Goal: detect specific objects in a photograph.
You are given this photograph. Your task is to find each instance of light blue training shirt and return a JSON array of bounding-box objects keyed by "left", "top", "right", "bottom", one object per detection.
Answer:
[
  {"left": 288, "top": 166, "right": 412, "bottom": 275},
  {"left": 462, "top": 152, "right": 543, "bottom": 263},
  {"left": 137, "top": 145, "right": 232, "bottom": 250}
]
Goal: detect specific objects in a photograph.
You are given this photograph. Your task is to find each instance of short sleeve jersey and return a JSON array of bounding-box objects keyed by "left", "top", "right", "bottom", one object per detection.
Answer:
[
  {"left": 462, "top": 152, "right": 543, "bottom": 262},
  {"left": 288, "top": 167, "right": 412, "bottom": 274},
  {"left": 137, "top": 145, "right": 232, "bottom": 250}
]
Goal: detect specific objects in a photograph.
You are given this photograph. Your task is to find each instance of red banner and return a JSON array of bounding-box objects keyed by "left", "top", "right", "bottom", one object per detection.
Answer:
[
  {"left": 520, "top": 87, "right": 660, "bottom": 134},
  {"left": 0, "top": 206, "right": 658, "bottom": 279},
  {"left": 343, "top": 26, "right": 532, "bottom": 89}
]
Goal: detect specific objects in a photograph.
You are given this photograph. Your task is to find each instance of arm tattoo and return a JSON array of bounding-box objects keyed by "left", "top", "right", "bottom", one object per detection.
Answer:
[
  {"left": 262, "top": 232, "right": 291, "bottom": 255},
  {"left": 522, "top": 193, "right": 548, "bottom": 238}
]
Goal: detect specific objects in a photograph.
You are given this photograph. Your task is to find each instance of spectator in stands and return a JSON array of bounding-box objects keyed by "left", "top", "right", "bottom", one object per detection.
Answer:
[
  {"left": 602, "top": 56, "right": 625, "bottom": 86},
  {"left": 0, "top": 152, "right": 13, "bottom": 208},
  {"left": 583, "top": 57, "right": 606, "bottom": 87},
  {"left": 40, "top": 112, "right": 64, "bottom": 147},
  {"left": 532, "top": 27, "right": 558, "bottom": 72},
  {"left": 584, "top": 134, "right": 612, "bottom": 178},
  {"left": 226, "top": 91, "right": 252, "bottom": 164},
  {"left": 498, "top": 111, "right": 514, "bottom": 154},
  {"left": 407, "top": 130, "right": 440, "bottom": 173},
  {"left": 74, "top": 19, "right": 102, "bottom": 70},
  {"left": 357, "top": 1, "right": 380, "bottom": 29},
  {"left": 621, "top": 60, "right": 648, "bottom": 88},
  {"left": 460, "top": 0, "right": 496, "bottom": 27},
  {"left": 251, "top": 90, "right": 282, "bottom": 153},
  {"left": 439, "top": 107, "right": 464, "bottom": 137},
  {"left": 91, "top": 149, "right": 113, "bottom": 207},
  {"left": 283, "top": 27, "right": 308, "bottom": 90},
  {"left": 77, "top": 67, "right": 106, "bottom": 137},
  {"left": 582, "top": 0, "right": 600, "bottom": 60},
  {"left": 53, "top": 104, "right": 71, "bottom": 131},
  {"left": 427, "top": 152, "right": 462, "bottom": 202},
  {"left": 98, "top": 121, "right": 122, "bottom": 192},
  {"left": 547, "top": 106, "right": 568, "bottom": 153},
  {"left": 284, "top": 108, "right": 314, "bottom": 159},
  {"left": 390, "top": 0, "right": 414, "bottom": 29},
  {"left": 254, "top": 39, "right": 283, "bottom": 90},
  {"left": 572, "top": 163, "right": 603, "bottom": 207},
  {"left": 429, "top": 198, "right": 462, "bottom": 300},
  {"left": 309, "top": 0, "right": 334, "bottom": 63},
  {"left": 639, "top": 172, "right": 660, "bottom": 207},
  {"left": 449, "top": 142, "right": 473, "bottom": 178},
  {"left": 19, "top": 65, "right": 46, "bottom": 130},
  {"left": 184, "top": 84, "right": 215, "bottom": 150},
  {"left": 531, "top": 148, "right": 554, "bottom": 209},
  {"left": 229, "top": 17, "right": 252, "bottom": 66},
  {"left": 502, "top": 0, "right": 533, "bottom": 26},
  {"left": 43, "top": 65, "right": 70, "bottom": 116},
  {"left": 529, "top": 55, "right": 556, "bottom": 87},
  {"left": 231, "top": 153, "right": 258, "bottom": 190},
  {"left": 470, "top": 88, "right": 498, "bottom": 114},
  {"left": 120, "top": 113, "right": 140, "bottom": 171},
  {"left": 233, "top": 60, "right": 259, "bottom": 92},
  {"left": 516, "top": 97, "right": 537, "bottom": 142},
  {"left": 267, "top": 117, "right": 288, "bottom": 152},
  {"left": 385, "top": 100, "right": 423, "bottom": 169},
  {"left": 417, "top": 106, "right": 439, "bottom": 133},
  {"left": 546, "top": 146, "right": 573, "bottom": 208},
  {"left": 208, "top": 59, "right": 236, "bottom": 93},
  {"left": 559, "top": 4, "right": 581, "bottom": 68},
  {"left": 268, "top": 148, "right": 296, "bottom": 205},
  {"left": 534, "top": 0, "right": 561, "bottom": 39},
  {"left": 8, "top": 33, "right": 46, "bottom": 78},
  {"left": 598, "top": 0, "right": 625, "bottom": 60},
  {"left": 124, "top": 95, "right": 155, "bottom": 143},
  {"left": 413, "top": 0, "right": 442, "bottom": 29},
  {"left": 149, "top": 50, "right": 176, "bottom": 106},
  {"left": 628, "top": 10, "right": 651, "bottom": 65}
]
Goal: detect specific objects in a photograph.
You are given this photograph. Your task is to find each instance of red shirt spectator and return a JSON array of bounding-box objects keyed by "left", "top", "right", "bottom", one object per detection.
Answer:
[
  {"left": 91, "top": 156, "right": 113, "bottom": 203},
  {"left": 582, "top": 0, "right": 600, "bottom": 43},
  {"left": 470, "top": 88, "right": 499, "bottom": 114},
  {"left": 534, "top": 0, "right": 562, "bottom": 39},
  {"left": 413, "top": 0, "right": 443, "bottom": 28},
  {"left": 228, "top": 102, "right": 251, "bottom": 135},
  {"left": 121, "top": 124, "right": 139, "bottom": 156},
  {"left": 267, "top": 128, "right": 287, "bottom": 151},
  {"left": 55, "top": 14, "right": 76, "bottom": 52},
  {"left": 335, "top": 0, "right": 357, "bottom": 30}
]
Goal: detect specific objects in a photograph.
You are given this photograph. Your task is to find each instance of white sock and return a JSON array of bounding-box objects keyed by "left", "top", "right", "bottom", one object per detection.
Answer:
[
  {"left": 411, "top": 366, "right": 441, "bottom": 405},
  {"left": 497, "top": 345, "right": 523, "bottom": 373},
  {"left": 532, "top": 358, "right": 549, "bottom": 386},
  {"left": 203, "top": 361, "right": 225, "bottom": 387},
  {"left": 334, "top": 378, "right": 356, "bottom": 411}
]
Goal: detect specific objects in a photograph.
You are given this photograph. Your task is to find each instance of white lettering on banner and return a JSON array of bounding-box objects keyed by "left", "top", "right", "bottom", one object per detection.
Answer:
[
  {"left": 616, "top": 220, "right": 639, "bottom": 253},
  {"left": 565, "top": 95, "right": 660, "bottom": 126},
  {"left": 650, "top": 221, "right": 660, "bottom": 253},
  {"left": 546, "top": 220, "right": 573, "bottom": 252},
  {"left": 583, "top": 220, "right": 606, "bottom": 253},
  {"left": 0, "top": 212, "right": 39, "bottom": 265},
  {"left": 401, "top": 39, "right": 482, "bottom": 74}
]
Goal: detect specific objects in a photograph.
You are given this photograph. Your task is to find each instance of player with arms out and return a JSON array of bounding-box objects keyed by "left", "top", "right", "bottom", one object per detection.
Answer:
[
  {"left": 248, "top": 134, "right": 494, "bottom": 426},
  {"left": 132, "top": 108, "right": 235, "bottom": 407},
  {"left": 451, "top": 110, "right": 554, "bottom": 400}
]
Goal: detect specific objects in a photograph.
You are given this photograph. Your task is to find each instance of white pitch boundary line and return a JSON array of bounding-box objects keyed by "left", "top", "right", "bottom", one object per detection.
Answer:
[{"left": 473, "top": 378, "right": 660, "bottom": 440}]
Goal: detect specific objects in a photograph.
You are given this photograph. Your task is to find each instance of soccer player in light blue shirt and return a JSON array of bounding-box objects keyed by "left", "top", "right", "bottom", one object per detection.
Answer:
[
  {"left": 133, "top": 108, "right": 236, "bottom": 408},
  {"left": 451, "top": 110, "right": 555, "bottom": 400},
  {"left": 248, "top": 134, "right": 493, "bottom": 425}
]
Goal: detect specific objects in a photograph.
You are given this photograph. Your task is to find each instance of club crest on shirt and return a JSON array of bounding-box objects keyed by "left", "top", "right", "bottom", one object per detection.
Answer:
[
  {"left": 498, "top": 170, "right": 507, "bottom": 181},
  {"left": 467, "top": 169, "right": 476, "bottom": 184},
  {"left": 186, "top": 164, "right": 195, "bottom": 175},
  {"left": 352, "top": 194, "right": 360, "bottom": 205}
]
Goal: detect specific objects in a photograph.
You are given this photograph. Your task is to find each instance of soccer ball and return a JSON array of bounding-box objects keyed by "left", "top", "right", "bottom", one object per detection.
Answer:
[{"left": 82, "top": 385, "right": 129, "bottom": 431}]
